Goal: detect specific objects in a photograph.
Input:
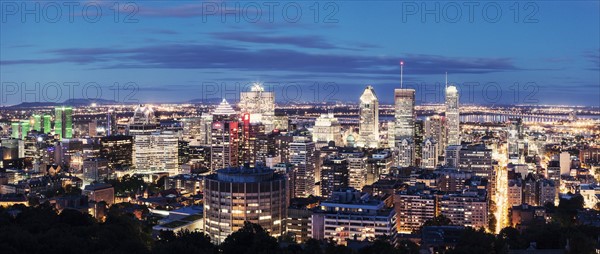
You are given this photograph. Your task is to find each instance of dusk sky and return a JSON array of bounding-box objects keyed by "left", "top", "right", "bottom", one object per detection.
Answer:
[{"left": 1, "top": 1, "right": 599, "bottom": 106}]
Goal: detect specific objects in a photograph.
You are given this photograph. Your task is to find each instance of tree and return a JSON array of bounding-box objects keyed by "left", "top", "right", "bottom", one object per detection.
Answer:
[
  {"left": 153, "top": 230, "right": 215, "bottom": 254},
  {"left": 220, "top": 221, "right": 279, "bottom": 254}
]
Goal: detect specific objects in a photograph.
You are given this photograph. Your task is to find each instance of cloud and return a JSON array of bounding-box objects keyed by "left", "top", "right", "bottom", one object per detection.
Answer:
[
  {"left": 582, "top": 49, "right": 600, "bottom": 71},
  {"left": 210, "top": 33, "right": 338, "bottom": 49},
  {"left": 1, "top": 43, "right": 519, "bottom": 76}
]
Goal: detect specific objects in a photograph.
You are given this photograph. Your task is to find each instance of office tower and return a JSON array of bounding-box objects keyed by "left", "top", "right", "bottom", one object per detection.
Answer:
[
  {"left": 128, "top": 105, "right": 159, "bottom": 135},
  {"left": 43, "top": 114, "right": 52, "bottom": 134},
  {"left": 312, "top": 113, "right": 342, "bottom": 146},
  {"left": 203, "top": 166, "right": 287, "bottom": 244},
  {"left": 345, "top": 151, "right": 367, "bottom": 189},
  {"left": 239, "top": 83, "right": 275, "bottom": 132},
  {"left": 394, "top": 189, "right": 436, "bottom": 233},
  {"left": 458, "top": 144, "right": 493, "bottom": 178},
  {"left": 414, "top": 119, "right": 424, "bottom": 161},
  {"left": 210, "top": 99, "right": 239, "bottom": 171},
  {"left": 424, "top": 115, "right": 446, "bottom": 156},
  {"left": 357, "top": 86, "right": 379, "bottom": 148},
  {"left": 134, "top": 131, "right": 179, "bottom": 175},
  {"left": 198, "top": 114, "right": 213, "bottom": 145},
  {"left": 393, "top": 89, "right": 416, "bottom": 166},
  {"left": 366, "top": 150, "right": 393, "bottom": 185},
  {"left": 240, "top": 113, "right": 268, "bottom": 167},
  {"left": 445, "top": 85, "right": 460, "bottom": 146},
  {"left": 11, "top": 120, "right": 30, "bottom": 140},
  {"left": 421, "top": 138, "right": 438, "bottom": 169},
  {"left": 106, "top": 110, "right": 117, "bottom": 136},
  {"left": 82, "top": 158, "right": 110, "bottom": 183},
  {"left": 507, "top": 118, "right": 524, "bottom": 162},
  {"left": 31, "top": 114, "right": 42, "bottom": 132},
  {"left": 311, "top": 188, "right": 397, "bottom": 245},
  {"left": 393, "top": 89, "right": 416, "bottom": 141},
  {"left": 99, "top": 135, "right": 133, "bottom": 170},
  {"left": 439, "top": 192, "right": 488, "bottom": 229},
  {"left": 320, "top": 156, "right": 349, "bottom": 197},
  {"left": 289, "top": 136, "right": 316, "bottom": 197},
  {"left": 54, "top": 106, "right": 73, "bottom": 139}
]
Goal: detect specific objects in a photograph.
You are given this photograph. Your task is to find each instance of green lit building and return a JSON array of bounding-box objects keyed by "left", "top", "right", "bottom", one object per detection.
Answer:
[
  {"left": 55, "top": 106, "right": 73, "bottom": 139},
  {"left": 11, "top": 120, "right": 31, "bottom": 139},
  {"left": 43, "top": 114, "right": 52, "bottom": 134}
]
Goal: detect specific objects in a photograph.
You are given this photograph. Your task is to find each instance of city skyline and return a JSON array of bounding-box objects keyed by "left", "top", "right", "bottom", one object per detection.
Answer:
[{"left": 1, "top": 2, "right": 600, "bottom": 253}]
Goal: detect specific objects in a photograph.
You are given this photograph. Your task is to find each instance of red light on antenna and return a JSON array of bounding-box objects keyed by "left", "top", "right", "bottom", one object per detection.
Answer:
[{"left": 400, "top": 61, "right": 404, "bottom": 65}]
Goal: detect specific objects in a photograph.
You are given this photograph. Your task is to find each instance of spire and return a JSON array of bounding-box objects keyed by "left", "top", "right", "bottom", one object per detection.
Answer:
[
  {"left": 400, "top": 60, "right": 404, "bottom": 88},
  {"left": 445, "top": 72, "right": 448, "bottom": 89}
]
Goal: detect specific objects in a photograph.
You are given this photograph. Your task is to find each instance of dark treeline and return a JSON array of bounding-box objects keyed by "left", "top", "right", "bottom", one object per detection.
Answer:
[{"left": 0, "top": 202, "right": 598, "bottom": 254}]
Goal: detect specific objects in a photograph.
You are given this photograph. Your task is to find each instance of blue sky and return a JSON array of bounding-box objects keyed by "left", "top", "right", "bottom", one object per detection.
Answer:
[{"left": 1, "top": 1, "right": 599, "bottom": 106}]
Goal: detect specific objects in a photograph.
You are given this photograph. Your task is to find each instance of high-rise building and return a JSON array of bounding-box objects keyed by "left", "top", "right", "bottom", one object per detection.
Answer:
[
  {"left": 43, "top": 114, "right": 52, "bottom": 134},
  {"left": 424, "top": 114, "right": 446, "bottom": 156},
  {"left": 344, "top": 151, "right": 367, "bottom": 190},
  {"left": 311, "top": 188, "right": 397, "bottom": 245},
  {"left": 312, "top": 113, "right": 342, "bottom": 146},
  {"left": 99, "top": 135, "right": 133, "bottom": 170},
  {"left": 393, "top": 89, "right": 416, "bottom": 141},
  {"left": 54, "top": 106, "right": 73, "bottom": 139},
  {"left": 203, "top": 166, "right": 287, "bottom": 244},
  {"left": 11, "top": 120, "right": 30, "bottom": 140},
  {"left": 366, "top": 150, "right": 393, "bottom": 185},
  {"left": 210, "top": 99, "right": 240, "bottom": 172},
  {"left": 507, "top": 118, "right": 524, "bottom": 162},
  {"left": 239, "top": 83, "right": 275, "bottom": 132},
  {"left": 439, "top": 192, "right": 488, "bottom": 229},
  {"left": 421, "top": 138, "right": 438, "bottom": 169},
  {"left": 128, "top": 105, "right": 159, "bottom": 135},
  {"left": 134, "top": 131, "right": 179, "bottom": 175},
  {"left": 394, "top": 189, "right": 436, "bottom": 233},
  {"left": 393, "top": 89, "right": 416, "bottom": 166},
  {"left": 445, "top": 85, "right": 460, "bottom": 146},
  {"left": 458, "top": 144, "right": 493, "bottom": 178},
  {"left": 357, "top": 86, "right": 379, "bottom": 148},
  {"left": 82, "top": 158, "right": 110, "bottom": 183},
  {"left": 396, "top": 138, "right": 414, "bottom": 168},
  {"left": 31, "top": 114, "right": 42, "bottom": 132},
  {"left": 240, "top": 113, "right": 268, "bottom": 167},
  {"left": 320, "top": 156, "right": 349, "bottom": 197},
  {"left": 289, "top": 135, "right": 316, "bottom": 197}
]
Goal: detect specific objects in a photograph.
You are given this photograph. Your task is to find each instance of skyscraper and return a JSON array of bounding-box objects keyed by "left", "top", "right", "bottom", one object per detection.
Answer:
[
  {"left": 357, "top": 85, "right": 379, "bottom": 148},
  {"left": 507, "top": 118, "right": 524, "bottom": 162},
  {"left": 312, "top": 113, "right": 342, "bottom": 146},
  {"left": 445, "top": 85, "right": 460, "bottom": 146},
  {"left": 210, "top": 99, "right": 240, "bottom": 172},
  {"left": 203, "top": 166, "right": 287, "bottom": 244},
  {"left": 393, "top": 89, "right": 416, "bottom": 166},
  {"left": 43, "top": 114, "right": 52, "bottom": 134},
  {"left": 239, "top": 83, "right": 275, "bottom": 132},
  {"left": 289, "top": 135, "right": 316, "bottom": 197},
  {"left": 134, "top": 131, "right": 179, "bottom": 175},
  {"left": 424, "top": 114, "right": 446, "bottom": 157},
  {"left": 31, "top": 114, "right": 41, "bottom": 132},
  {"left": 54, "top": 106, "right": 73, "bottom": 139}
]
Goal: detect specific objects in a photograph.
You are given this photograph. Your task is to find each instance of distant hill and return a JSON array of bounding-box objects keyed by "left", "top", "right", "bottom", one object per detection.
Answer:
[{"left": 8, "top": 98, "right": 122, "bottom": 108}]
